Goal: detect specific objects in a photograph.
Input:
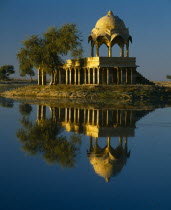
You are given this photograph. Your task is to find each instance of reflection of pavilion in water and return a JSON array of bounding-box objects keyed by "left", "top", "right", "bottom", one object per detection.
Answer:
[{"left": 37, "top": 105, "right": 152, "bottom": 182}]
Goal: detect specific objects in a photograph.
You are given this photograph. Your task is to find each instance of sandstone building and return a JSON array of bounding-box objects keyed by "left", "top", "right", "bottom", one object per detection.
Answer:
[{"left": 43, "top": 11, "right": 152, "bottom": 85}]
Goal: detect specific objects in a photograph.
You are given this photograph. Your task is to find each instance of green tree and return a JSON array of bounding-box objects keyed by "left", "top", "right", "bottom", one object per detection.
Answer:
[
  {"left": 17, "top": 24, "right": 83, "bottom": 85},
  {"left": 0, "top": 65, "right": 15, "bottom": 80},
  {"left": 166, "top": 75, "right": 171, "bottom": 80},
  {"left": 17, "top": 48, "right": 35, "bottom": 81}
]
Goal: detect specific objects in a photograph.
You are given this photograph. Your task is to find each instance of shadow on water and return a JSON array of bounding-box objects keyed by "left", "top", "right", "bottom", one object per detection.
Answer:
[{"left": 1, "top": 97, "right": 171, "bottom": 182}]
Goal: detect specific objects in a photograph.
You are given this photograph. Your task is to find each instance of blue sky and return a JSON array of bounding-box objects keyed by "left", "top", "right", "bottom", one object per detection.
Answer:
[{"left": 0, "top": 0, "right": 171, "bottom": 80}]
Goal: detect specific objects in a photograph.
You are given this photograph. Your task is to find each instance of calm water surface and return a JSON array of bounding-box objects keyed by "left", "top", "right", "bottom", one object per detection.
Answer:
[{"left": 0, "top": 98, "right": 171, "bottom": 210}]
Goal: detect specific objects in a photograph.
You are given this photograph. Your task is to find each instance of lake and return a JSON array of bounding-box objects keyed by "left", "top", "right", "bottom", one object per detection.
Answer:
[{"left": 0, "top": 97, "right": 171, "bottom": 210}]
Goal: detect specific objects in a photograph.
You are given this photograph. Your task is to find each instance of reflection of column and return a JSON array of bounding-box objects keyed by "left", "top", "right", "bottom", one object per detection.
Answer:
[
  {"left": 84, "top": 109, "right": 86, "bottom": 123},
  {"left": 87, "top": 109, "right": 90, "bottom": 123},
  {"left": 41, "top": 106, "right": 46, "bottom": 120},
  {"left": 65, "top": 108, "right": 68, "bottom": 121},
  {"left": 130, "top": 110, "right": 132, "bottom": 125},
  {"left": 90, "top": 136, "right": 93, "bottom": 150},
  {"left": 96, "top": 110, "right": 99, "bottom": 126},
  {"left": 77, "top": 108, "right": 80, "bottom": 123},
  {"left": 59, "top": 107, "right": 61, "bottom": 120},
  {"left": 117, "top": 110, "right": 119, "bottom": 124},
  {"left": 119, "top": 137, "right": 123, "bottom": 146},
  {"left": 131, "top": 68, "right": 133, "bottom": 85},
  {"left": 69, "top": 108, "right": 71, "bottom": 122},
  {"left": 37, "top": 105, "right": 41, "bottom": 120},
  {"left": 120, "top": 110, "right": 122, "bottom": 125},
  {"left": 125, "top": 111, "right": 127, "bottom": 125},
  {"left": 106, "top": 110, "right": 108, "bottom": 126},
  {"left": 107, "top": 137, "right": 111, "bottom": 147},
  {"left": 74, "top": 108, "right": 76, "bottom": 123},
  {"left": 92, "top": 109, "right": 95, "bottom": 125}
]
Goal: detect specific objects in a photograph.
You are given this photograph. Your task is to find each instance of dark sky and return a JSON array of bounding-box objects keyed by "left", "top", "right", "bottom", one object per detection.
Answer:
[{"left": 0, "top": 0, "right": 171, "bottom": 80}]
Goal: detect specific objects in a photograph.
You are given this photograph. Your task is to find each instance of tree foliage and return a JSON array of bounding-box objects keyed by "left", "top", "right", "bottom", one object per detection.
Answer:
[
  {"left": 0, "top": 65, "right": 15, "bottom": 80},
  {"left": 17, "top": 24, "right": 83, "bottom": 78},
  {"left": 166, "top": 75, "right": 171, "bottom": 80}
]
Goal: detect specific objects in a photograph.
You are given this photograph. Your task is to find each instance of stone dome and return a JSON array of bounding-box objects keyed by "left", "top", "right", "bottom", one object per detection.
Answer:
[
  {"left": 95, "top": 11, "right": 126, "bottom": 32},
  {"left": 88, "top": 11, "right": 132, "bottom": 52}
]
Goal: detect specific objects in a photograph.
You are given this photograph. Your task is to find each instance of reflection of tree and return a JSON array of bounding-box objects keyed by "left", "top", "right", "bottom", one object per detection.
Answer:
[
  {"left": 19, "top": 103, "right": 32, "bottom": 116},
  {"left": 0, "top": 97, "right": 14, "bottom": 108},
  {"left": 17, "top": 118, "right": 81, "bottom": 168}
]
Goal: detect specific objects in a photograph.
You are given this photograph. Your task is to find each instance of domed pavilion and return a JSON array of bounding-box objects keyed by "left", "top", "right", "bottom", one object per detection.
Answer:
[
  {"left": 60, "top": 11, "right": 152, "bottom": 86},
  {"left": 88, "top": 11, "right": 132, "bottom": 58}
]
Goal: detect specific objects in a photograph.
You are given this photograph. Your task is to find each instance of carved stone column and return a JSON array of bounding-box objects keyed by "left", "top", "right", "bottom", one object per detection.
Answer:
[
  {"left": 88, "top": 68, "right": 90, "bottom": 84},
  {"left": 66, "top": 69, "right": 68, "bottom": 85},
  {"left": 121, "top": 68, "right": 123, "bottom": 84},
  {"left": 97, "top": 68, "right": 99, "bottom": 85},
  {"left": 59, "top": 69, "right": 61, "bottom": 84},
  {"left": 42, "top": 69, "right": 46, "bottom": 85},
  {"left": 117, "top": 68, "right": 119, "bottom": 84},
  {"left": 38, "top": 68, "right": 42, "bottom": 85},
  {"left": 84, "top": 68, "right": 87, "bottom": 84},
  {"left": 93, "top": 68, "right": 95, "bottom": 84},
  {"left": 126, "top": 44, "right": 129, "bottom": 57},
  {"left": 96, "top": 45, "right": 99, "bottom": 57},
  {"left": 120, "top": 46, "right": 124, "bottom": 57},
  {"left": 87, "top": 109, "right": 90, "bottom": 123},
  {"left": 108, "top": 44, "right": 112, "bottom": 57},
  {"left": 78, "top": 69, "right": 80, "bottom": 85},
  {"left": 126, "top": 68, "right": 128, "bottom": 84},
  {"left": 131, "top": 68, "right": 133, "bottom": 84},
  {"left": 69, "top": 69, "right": 72, "bottom": 85},
  {"left": 91, "top": 45, "right": 94, "bottom": 57},
  {"left": 74, "top": 69, "right": 77, "bottom": 85}
]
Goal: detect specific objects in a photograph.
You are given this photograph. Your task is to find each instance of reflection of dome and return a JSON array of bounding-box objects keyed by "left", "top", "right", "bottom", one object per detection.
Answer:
[
  {"left": 88, "top": 138, "right": 130, "bottom": 182},
  {"left": 89, "top": 151, "right": 124, "bottom": 182},
  {"left": 89, "top": 11, "right": 132, "bottom": 47}
]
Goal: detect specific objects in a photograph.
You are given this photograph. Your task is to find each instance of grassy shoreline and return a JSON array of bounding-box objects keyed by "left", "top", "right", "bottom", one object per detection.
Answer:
[{"left": 1, "top": 83, "right": 171, "bottom": 103}]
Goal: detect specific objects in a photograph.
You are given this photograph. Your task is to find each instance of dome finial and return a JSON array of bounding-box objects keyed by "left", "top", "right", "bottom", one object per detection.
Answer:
[{"left": 107, "top": 10, "right": 113, "bottom": 16}]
